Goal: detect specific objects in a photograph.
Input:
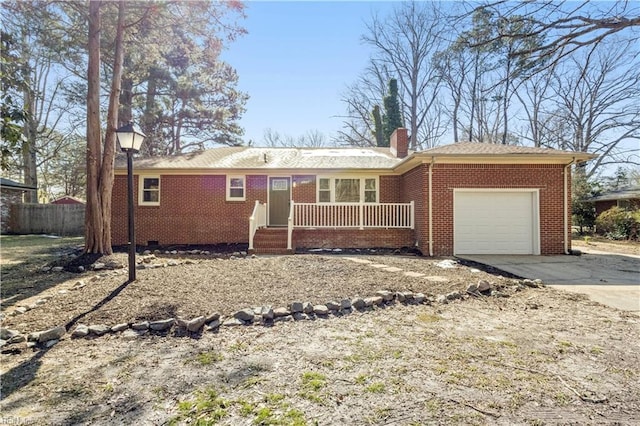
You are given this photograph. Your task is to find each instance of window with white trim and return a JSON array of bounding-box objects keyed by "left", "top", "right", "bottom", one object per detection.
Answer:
[
  {"left": 139, "top": 176, "right": 160, "bottom": 206},
  {"left": 227, "top": 175, "right": 245, "bottom": 201},
  {"left": 317, "top": 177, "right": 378, "bottom": 203}
]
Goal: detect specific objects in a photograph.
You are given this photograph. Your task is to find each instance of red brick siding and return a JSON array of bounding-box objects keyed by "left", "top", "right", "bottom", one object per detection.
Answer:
[
  {"left": 426, "top": 163, "right": 567, "bottom": 256},
  {"left": 400, "top": 166, "right": 427, "bottom": 253},
  {"left": 112, "top": 174, "right": 268, "bottom": 246},
  {"left": 294, "top": 228, "right": 413, "bottom": 249},
  {"left": 292, "top": 175, "right": 316, "bottom": 202},
  {"left": 595, "top": 200, "right": 616, "bottom": 216}
]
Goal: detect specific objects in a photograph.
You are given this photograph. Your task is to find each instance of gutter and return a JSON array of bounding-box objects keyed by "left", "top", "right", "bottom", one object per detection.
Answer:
[{"left": 564, "top": 157, "right": 576, "bottom": 254}]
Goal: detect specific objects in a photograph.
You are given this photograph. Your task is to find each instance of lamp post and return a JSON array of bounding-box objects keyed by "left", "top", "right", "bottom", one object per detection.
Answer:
[{"left": 116, "top": 122, "right": 146, "bottom": 281}]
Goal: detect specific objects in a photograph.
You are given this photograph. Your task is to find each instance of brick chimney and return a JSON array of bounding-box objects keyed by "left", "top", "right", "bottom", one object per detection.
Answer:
[{"left": 390, "top": 128, "right": 408, "bottom": 158}]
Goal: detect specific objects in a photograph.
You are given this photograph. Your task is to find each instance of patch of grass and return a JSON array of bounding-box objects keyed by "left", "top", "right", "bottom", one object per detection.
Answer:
[
  {"left": 365, "top": 382, "right": 385, "bottom": 393},
  {"left": 299, "top": 371, "right": 328, "bottom": 405},
  {"left": 300, "top": 371, "right": 326, "bottom": 391},
  {"left": 590, "top": 346, "right": 603, "bottom": 355},
  {"left": 417, "top": 313, "right": 441, "bottom": 323},
  {"left": 237, "top": 399, "right": 255, "bottom": 417},
  {"left": 553, "top": 392, "right": 571, "bottom": 406},
  {"left": 171, "top": 387, "right": 229, "bottom": 425},
  {"left": 354, "top": 374, "right": 368, "bottom": 385},
  {"left": 241, "top": 376, "right": 264, "bottom": 388},
  {"left": 193, "top": 350, "right": 223, "bottom": 365},
  {"left": 265, "top": 393, "right": 285, "bottom": 404},
  {"left": 424, "top": 398, "right": 441, "bottom": 413}
]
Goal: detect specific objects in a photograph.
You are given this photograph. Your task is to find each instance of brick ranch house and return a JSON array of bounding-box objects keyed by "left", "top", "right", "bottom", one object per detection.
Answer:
[{"left": 112, "top": 129, "right": 594, "bottom": 256}]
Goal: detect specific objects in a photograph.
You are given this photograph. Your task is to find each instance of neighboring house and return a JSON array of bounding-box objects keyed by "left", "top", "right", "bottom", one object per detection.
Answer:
[
  {"left": 589, "top": 185, "right": 640, "bottom": 216},
  {"left": 112, "top": 129, "right": 594, "bottom": 256},
  {"left": 51, "top": 196, "right": 85, "bottom": 205},
  {"left": 0, "top": 178, "right": 37, "bottom": 233}
]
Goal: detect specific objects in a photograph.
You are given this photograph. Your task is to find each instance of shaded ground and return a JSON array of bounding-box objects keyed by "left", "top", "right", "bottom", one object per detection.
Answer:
[{"left": 1, "top": 236, "right": 639, "bottom": 425}]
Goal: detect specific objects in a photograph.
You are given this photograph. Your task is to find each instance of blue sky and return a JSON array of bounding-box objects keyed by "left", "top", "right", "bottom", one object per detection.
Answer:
[{"left": 221, "top": 1, "right": 399, "bottom": 145}]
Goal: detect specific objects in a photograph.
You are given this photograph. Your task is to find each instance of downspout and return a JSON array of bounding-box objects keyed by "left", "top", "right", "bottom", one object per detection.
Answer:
[
  {"left": 428, "top": 157, "right": 434, "bottom": 257},
  {"left": 564, "top": 157, "right": 576, "bottom": 254}
]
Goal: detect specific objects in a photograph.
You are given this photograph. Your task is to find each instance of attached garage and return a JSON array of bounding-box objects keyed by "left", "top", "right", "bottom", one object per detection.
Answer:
[{"left": 454, "top": 190, "right": 540, "bottom": 255}]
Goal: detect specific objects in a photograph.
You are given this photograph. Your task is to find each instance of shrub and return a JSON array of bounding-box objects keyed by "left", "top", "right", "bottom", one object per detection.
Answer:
[{"left": 595, "top": 207, "right": 639, "bottom": 240}]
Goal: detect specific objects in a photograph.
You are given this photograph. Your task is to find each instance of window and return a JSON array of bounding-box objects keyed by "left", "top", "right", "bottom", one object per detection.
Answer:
[
  {"left": 317, "top": 177, "right": 378, "bottom": 203},
  {"left": 227, "top": 175, "right": 245, "bottom": 201},
  {"left": 319, "top": 178, "right": 330, "bottom": 202},
  {"left": 139, "top": 176, "right": 160, "bottom": 206}
]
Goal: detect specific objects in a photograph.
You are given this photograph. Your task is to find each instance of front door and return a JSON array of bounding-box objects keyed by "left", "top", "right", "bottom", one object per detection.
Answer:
[{"left": 268, "top": 177, "right": 291, "bottom": 226}]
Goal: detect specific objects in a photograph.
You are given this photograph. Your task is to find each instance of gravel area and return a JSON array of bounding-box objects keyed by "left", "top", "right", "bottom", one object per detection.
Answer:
[{"left": 2, "top": 253, "right": 506, "bottom": 332}]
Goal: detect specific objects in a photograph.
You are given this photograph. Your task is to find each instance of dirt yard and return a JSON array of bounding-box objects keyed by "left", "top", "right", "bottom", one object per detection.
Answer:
[{"left": 1, "top": 236, "right": 639, "bottom": 425}]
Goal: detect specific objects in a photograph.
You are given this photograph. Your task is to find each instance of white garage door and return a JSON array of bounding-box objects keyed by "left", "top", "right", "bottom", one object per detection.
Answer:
[{"left": 454, "top": 191, "right": 538, "bottom": 255}]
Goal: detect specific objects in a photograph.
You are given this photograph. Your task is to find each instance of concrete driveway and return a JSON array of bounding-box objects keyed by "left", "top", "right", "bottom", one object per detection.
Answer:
[{"left": 459, "top": 250, "right": 640, "bottom": 313}]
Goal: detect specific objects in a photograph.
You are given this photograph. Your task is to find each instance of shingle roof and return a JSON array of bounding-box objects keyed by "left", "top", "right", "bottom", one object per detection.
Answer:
[
  {"left": 121, "top": 146, "right": 402, "bottom": 171},
  {"left": 421, "top": 142, "right": 582, "bottom": 155},
  {"left": 588, "top": 185, "right": 640, "bottom": 202},
  {"left": 0, "top": 177, "right": 37, "bottom": 190},
  {"left": 116, "top": 142, "right": 594, "bottom": 172}
]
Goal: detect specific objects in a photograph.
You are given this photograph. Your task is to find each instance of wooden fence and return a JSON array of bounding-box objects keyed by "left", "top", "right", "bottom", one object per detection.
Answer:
[{"left": 9, "top": 204, "right": 85, "bottom": 236}]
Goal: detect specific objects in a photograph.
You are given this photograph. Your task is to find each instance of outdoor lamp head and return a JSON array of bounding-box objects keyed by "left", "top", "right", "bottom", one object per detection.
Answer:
[{"left": 116, "top": 122, "right": 146, "bottom": 152}]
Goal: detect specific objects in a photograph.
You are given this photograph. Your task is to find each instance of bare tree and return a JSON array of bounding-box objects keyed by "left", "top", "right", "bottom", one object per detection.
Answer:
[
  {"left": 343, "top": 1, "right": 448, "bottom": 150},
  {"left": 263, "top": 128, "right": 332, "bottom": 148},
  {"left": 540, "top": 40, "right": 640, "bottom": 176},
  {"left": 470, "top": 1, "right": 640, "bottom": 63}
]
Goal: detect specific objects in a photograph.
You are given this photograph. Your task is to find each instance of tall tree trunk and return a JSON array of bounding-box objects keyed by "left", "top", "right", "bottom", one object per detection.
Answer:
[
  {"left": 118, "top": 53, "right": 133, "bottom": 124},
  {"left": 85, "top": 0, "right": 126, "bottom": 254},
  {"left": 20, "top": 30, "right": 38, "bottom": 203},
  {"left": 85, "top": 0, "right": 103, "bottom": 253}
]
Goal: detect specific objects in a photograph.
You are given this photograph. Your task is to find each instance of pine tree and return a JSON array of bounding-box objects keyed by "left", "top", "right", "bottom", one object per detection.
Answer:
[{"left": 383, "top": 79, "right": 403, "bottom": 144}]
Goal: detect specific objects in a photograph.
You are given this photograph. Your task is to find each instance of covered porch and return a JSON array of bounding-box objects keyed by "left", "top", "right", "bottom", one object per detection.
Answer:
[{"left": 249, "top": 200, "right": 415, "bottom": 254}]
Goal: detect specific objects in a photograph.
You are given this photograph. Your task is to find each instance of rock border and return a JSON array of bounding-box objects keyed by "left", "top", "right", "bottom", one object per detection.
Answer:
[{"left": 1, "top": 278, "right": 542, "bottom": 349}]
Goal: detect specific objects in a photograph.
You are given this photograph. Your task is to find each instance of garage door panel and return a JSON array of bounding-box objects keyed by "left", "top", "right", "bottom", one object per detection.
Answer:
[{"left": 454, "top": 191, "right": 536, "bottom": 255}]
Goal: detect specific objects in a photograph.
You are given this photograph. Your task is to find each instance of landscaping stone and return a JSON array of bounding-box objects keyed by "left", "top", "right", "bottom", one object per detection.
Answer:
[
  {"left": 52, "top": 266, "right": 64, "bottom": 272},
  {"left": 206, "top": 319, "right": 221, "bottom": 330},
  {"left": 435, "top": 259, "right": 457, "bottom": 269},
  {"left": 413, "top": 293, "right": 426, "bottom": 304},
  {"left": 446, "top": 291, "right": 462, "bottom": 301},
  {"left": 35, "top": 299, "right": 47, "bottom": 305},
  {"left": 131, "top": 321, "right": 149, "bottom": 331},
  {"left": 376, "top": 290, "right": 394, "bottom": 302},
  {"left": 534, "top": 279, "right": 544, "bottom": 286},
  {"left": 58, "top": 290, "right": 68, "bottom": 295},
  {"left": 397, "top": 292, "right": 414, "bottom": 303},
  {"left": 149, "top": 319, "right": 174, "bottom": 331},
  {"left": 365, "top": 296, "right": 383, "bottom": 306},
  {"left": 302, "top": 301, "right": 314, "bottom": 314},
  {"left": 0, "top": 328, "right": 19, "bottom": 340},
  {"left": 15, "top": 307, "right": 28, "bottom": 314},
  {"left": 325, "top": 301, "right": 340, "bottom": 311},
  {"left": 92, "top": 263, "right": 105, "bottom": 270},
  {"left": 273, "top": 307, "right": 290, "bottom": 317},
  {"left": 261, "top": 307, "right": 275, "bottom": 320},
  {"left": 313, "top": 305, "right": 329, "bottom": 316},
  {"left": 206, "top": 313, "right": 221, "bottom": 323},
  {"left": 0, "top": 340, "right": 6, "bottom": 348},
  {"left": 8, "top": 334, "right": 25, "bottom": 344},
  {"left": 45, "top": 339, "right": 59, "bottom": 348},
  {"left": 436, "top": 295, "right": 448, "bottom": 304},
  {"left": 289, "top": 301, "right": 304, "bottom": 313},
  {"left": 340, "top": 299, "right": 352, "bottom": 310},
  {"left": 351, "top": 297, "right": 366, "bottom": 310},
  {"left": 88, "top": 325, "right": 109, "bottom": 336},
  {"left": 466, "top": 283, "right": 478, "bottom": 293},
  {"left": 27, "top": 332, "right": 40, "bottom": 342},
  {"left": 477, "top": 279, "right": 492, "bottom": 293},
  {"left": 292, "top": 312, "right": 305, "bottom": 321},
  {"left": 187, "top": 316, "right": 206, "bottom": 332},
  {"left": 234, "top": 309, "right": 255, "bottom": 322},
  {"left": 38, "top": 326, "right": 66, "bottom": 343},
  {"left": 71, "top": 325, "right": 89, "bottom": 338},
  {"left": 222, "top": 318, "right": 244, "bottom": 327},
  {"left": 111, "top": 323, "right": 129, "bottom": 333}
]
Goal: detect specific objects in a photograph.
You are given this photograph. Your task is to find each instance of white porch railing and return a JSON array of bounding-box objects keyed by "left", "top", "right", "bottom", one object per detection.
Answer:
[
  {"left": 291, "top": 201, "right": 415, "bottom": 230},
  {"left": 248, "top": 200, "right": 267, "bottom": 250}
]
